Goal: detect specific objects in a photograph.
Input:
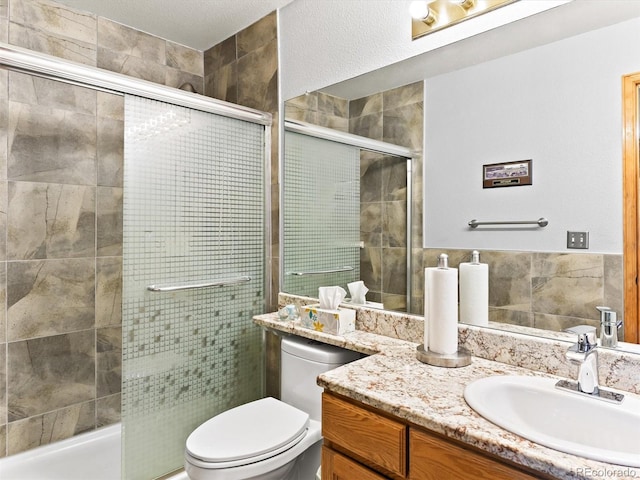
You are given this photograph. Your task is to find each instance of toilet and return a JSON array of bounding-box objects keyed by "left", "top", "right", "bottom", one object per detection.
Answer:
[{"left": 184, "top": 335, "right": 362, "bottom": 480}]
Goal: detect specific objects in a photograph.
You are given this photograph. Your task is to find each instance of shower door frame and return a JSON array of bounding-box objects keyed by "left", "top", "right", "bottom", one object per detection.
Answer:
[
  {"left": 282, "top": 119, "right": 415, "bottom": 311},
  {"left": 0, "top": 41, "right": 273, "bottom": 319}
]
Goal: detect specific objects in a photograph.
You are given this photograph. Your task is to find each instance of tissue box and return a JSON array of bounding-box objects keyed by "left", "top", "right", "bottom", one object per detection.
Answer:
[{"left": 300, "top": 304, "right": 355, "bottom": 335}]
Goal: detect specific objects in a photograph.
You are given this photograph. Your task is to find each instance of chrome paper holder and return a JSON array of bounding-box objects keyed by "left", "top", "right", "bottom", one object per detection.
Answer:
[{"left": 468, "top": 217, "right": 548, "bottom": 228}]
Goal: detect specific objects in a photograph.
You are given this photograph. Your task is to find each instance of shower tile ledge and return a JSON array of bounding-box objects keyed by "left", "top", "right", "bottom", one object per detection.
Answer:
[{"left": 254, "top": 313, "right": 640, "bottom": 480}]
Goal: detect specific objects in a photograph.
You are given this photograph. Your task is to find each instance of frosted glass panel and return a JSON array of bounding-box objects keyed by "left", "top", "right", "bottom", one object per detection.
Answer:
[
  {"left": 283, "top": 131, "right": 360, "bottom": 297},
  {"left": 122, "top": 96, "right": 265, "bottom": 480}
]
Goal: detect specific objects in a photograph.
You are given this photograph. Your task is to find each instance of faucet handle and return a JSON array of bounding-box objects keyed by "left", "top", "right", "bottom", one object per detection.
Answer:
[
  {"left": 565, "top": 325, "right": 597, "bottom": 352},
  {"left": 596, "top": 306, "right": 621, "bottom": 327},
  {"left": 596, "top": 306, "right": 622, "bottom": 348}
]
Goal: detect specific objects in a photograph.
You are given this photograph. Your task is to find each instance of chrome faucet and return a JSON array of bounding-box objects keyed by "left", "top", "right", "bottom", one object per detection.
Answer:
[
  {"left": 565, "top": 325, "right": 599, "bottom": 394},
  {"left": 597, "top": 306, "right": 622, "bottom": 348},
  {"left": 556, "top": 324, "right": 624, "bottom": 403}
]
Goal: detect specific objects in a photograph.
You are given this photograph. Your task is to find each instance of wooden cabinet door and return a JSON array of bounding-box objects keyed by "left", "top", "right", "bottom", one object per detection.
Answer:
[
  {"left": 409, "top": 429, "right": 541, "bottom": 480},
  {"left": 322, "top": 393, "right": 407, "bottom": 477},
  {"left": 322, "top": 446, "right": 389, "bottom": 480}
]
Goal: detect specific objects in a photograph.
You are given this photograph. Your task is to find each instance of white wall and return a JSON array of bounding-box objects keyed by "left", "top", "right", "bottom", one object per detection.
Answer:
[
  {"left": 423, "top": 18, "right": 640, "bottom": 254},
  {"left": 278, "top": 0, "right": 567, "bottom": 100}
]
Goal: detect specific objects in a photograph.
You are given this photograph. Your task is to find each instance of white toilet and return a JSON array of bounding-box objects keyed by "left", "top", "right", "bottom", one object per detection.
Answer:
[{"left": 184, "top": 335, "right": 362, "bottom": 480}]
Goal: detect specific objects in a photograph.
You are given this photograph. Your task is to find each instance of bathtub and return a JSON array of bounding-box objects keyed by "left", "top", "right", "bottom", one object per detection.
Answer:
[
  {"left": 0, "top": 423, "right": 193, "bottom": 480},
  {"left": 0, "top": 424, "right": 121, "bottom": 480}
]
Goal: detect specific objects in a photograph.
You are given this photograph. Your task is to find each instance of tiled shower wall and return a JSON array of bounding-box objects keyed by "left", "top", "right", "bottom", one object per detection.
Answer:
[{"left": 0, "top": 0, "right": 205, "bottom": 457}]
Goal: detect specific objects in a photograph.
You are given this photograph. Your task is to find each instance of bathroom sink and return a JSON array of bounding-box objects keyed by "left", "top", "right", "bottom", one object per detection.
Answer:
[{"left": 463, "top": 375, "right": 640, "bottom": 467}]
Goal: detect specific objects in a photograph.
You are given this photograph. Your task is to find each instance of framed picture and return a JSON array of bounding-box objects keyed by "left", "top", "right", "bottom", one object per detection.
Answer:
[{"left": 483, "top": 159, "right": 532, "bottom": 188}]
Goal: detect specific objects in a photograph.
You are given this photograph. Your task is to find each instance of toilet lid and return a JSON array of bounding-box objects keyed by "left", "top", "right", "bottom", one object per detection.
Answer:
[{"left": 186, "top": 397, "right": 310, "bottom": 464}]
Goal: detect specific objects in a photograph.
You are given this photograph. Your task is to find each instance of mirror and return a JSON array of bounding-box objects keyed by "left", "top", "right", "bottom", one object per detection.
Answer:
[{"left": 281, "top": 4, "right": 640, "bottom": 349}]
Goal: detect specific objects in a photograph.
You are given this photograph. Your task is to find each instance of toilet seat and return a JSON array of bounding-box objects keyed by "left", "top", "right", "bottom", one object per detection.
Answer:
[{"left": 186, "top": 397, "right": 310, "bottom": 468}]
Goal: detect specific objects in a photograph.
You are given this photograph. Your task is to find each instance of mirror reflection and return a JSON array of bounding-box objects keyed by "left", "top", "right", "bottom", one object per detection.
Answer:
[{"left": 282, "top": 6, "right": 640, "bottom": 349}]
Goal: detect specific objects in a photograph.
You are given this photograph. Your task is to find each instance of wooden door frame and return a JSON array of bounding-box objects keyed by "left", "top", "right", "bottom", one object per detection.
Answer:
[{"left": 622, "top": 72, "right": 640, "bottom": 344}]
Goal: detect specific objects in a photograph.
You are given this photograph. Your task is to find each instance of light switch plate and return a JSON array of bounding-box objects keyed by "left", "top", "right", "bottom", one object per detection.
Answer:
[{"left": 567, "top": 231, "right": 589, "bottom": 249}]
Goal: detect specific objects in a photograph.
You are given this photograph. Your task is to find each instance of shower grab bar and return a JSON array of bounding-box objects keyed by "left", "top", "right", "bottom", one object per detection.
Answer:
[
  {"left": 468, "top": 217, "right": 549, "bottom": 228},
  {"left": 285, "top": 266, "right": 354, "bottom": 276},
  {"left": 147, "top": 276, "right": 251, "bottom": 292}
]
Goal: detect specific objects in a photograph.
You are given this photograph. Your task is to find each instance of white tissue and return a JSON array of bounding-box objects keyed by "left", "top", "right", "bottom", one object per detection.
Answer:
[
  {"left": 425, "top": 266, "right": 459, "bottom": 355},
  {"left": 347, "top": 281, "right": 369, "bottom": 305},
  {"left": 459, "top": 262, "right": 489, "bottom": 326},
  {"left": 318, "top": 286, "right": 347, "bottom": 310}
]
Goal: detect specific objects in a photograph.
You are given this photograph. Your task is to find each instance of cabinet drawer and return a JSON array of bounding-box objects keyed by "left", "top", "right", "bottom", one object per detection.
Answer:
[
  {"left": 322, "top": 446, "right": 388, "bottom": 480},
  {"left": 322, "top": 393, "right": 407, "bottom": 477},
  {"left": 409, "top": 428, "right": 541, "bottom": 480}
]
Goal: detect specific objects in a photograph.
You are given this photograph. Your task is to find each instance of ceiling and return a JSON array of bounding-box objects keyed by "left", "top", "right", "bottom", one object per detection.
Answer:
[{"left": 53, "top": 0, "right": 296, "bottom": 51}]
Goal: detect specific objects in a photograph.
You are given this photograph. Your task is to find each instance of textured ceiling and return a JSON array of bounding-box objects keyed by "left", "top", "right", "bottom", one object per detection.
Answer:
[{"left": 53, "top": 0, "right": 296, "bottom": 50}]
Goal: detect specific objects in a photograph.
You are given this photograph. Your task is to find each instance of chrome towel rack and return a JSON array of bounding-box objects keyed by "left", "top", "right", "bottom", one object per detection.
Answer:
[
  {"left": 468, "top": 217, "right": 549, "bottom": 229},
  {"left": 285, "top": 266, "right": 354, "bottom": 276},
  {"left": 147, "top": 276, "right": 251, "bottom": 292}
]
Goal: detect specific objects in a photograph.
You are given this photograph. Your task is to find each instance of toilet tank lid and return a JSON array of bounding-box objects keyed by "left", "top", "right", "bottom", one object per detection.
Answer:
[
  {"left": 185, "top": 397, "right": 309, "bottom": 464},
  {"left": 282, "top": 335, "right": 362, "bottom": 364}
]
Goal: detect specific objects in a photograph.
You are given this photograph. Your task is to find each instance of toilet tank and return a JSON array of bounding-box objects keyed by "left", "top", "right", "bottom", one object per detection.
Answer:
[{"left": 281, "top": 335, "right": 362, "bottom": 421}]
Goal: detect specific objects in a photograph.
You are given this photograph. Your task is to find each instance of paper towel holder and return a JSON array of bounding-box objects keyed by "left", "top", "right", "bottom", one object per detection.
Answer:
[{"left": 416, "top": 344, "right": 472, "bottom": 368}]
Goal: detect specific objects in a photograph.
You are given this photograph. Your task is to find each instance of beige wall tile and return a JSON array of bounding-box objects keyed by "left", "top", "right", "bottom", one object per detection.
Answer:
[
  {"left": 96, "top": 256, "right": 122, "bottom": 328},
  {"left": 97, "top": 326, "right": 121, "bottom": 397},
  {"left": 167, "top": 41, "right": 203, "bottom": 77},
  {"left": 7, "top": 400, "right": 94, "bottom": 454},
  {"left": 96, "top": 393, "right": 120, "bottom": 427},
  {"left": 237, "top": 11, "right": 276, "bottom": 58},
  {"left": 204, "top": 35, "right": 236, "bottom": 73},
  {"left": 97, "top": 17, "right": 164, "bottom": 64},
  {"left": 7, "top": 330, "right": 95, "bottom": 421},
  {"left": 97, "top": 47, "right": 166, "bottom": 84},
  {"left": 237, "top": 38, "right": 277, "bottom": 111},
  {"left": 96, "top": 186, "right": 122, "bottom": 256},
  {"left": 9, "top": 0, "right": 96, "bottom": 65},
  {"left": 7, "top": 182, "right": 95, "bottom": 260},
  {"left": 7, "top": 258, "right": 95, "bottom": 340},
  {"left": 8, "top": 103, "right": 97, "bottom": 183}
]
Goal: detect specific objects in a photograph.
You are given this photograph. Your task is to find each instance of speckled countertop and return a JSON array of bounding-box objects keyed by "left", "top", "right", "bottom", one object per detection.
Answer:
[{"left": 254, "top": 313, "right": 640, "bottom": 480}]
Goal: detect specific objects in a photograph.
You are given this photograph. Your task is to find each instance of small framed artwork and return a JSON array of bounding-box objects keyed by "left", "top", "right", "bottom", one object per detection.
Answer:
[{"left": 483, "top": 159, "right": 532, "bottom": 188}]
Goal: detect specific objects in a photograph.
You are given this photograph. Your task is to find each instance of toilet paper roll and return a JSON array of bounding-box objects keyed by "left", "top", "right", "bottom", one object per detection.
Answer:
[
  {"left": 459, "top": 262, "right": 489, "bottom": 326},
  {"left": 425, "top": 266, "right": 459, "bottom": 355}
]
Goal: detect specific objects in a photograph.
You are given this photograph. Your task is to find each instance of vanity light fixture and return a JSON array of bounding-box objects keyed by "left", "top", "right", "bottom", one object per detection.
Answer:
[{"left": 411, "top": 0, "right": 517, "bottom": 40}]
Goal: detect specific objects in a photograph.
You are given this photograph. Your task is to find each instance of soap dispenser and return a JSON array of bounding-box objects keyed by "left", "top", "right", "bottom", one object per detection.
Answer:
[{"left": 596, "top": 306, "right": 622, "bottom": 348}]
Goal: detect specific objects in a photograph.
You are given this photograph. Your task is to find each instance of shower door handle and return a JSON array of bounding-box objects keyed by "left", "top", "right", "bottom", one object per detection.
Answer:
[
  {"left": 147, "top": 276, "right": 252, "bottom": 292},
  {"left": 285, "top": 266, "right": 354, "bottom": 276}
]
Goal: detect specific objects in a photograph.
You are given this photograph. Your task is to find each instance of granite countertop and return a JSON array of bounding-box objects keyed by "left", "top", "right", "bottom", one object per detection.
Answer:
[{"left": 254, "top": 313, "right": 640, "bottom": 480}]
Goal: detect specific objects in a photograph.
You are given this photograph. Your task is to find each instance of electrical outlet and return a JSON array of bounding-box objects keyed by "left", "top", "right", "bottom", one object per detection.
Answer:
[{"left": 567, "top": 231, "right": 589, "bottom": 249}]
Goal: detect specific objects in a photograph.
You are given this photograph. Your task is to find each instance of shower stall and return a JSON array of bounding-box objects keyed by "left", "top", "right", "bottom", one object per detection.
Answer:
[{"left": 0, "top": 44, "right": 271, "bottom": 480}]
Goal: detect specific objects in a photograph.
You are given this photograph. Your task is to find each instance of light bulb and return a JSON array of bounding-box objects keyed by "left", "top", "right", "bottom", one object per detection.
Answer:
[{"left": 410, "top": 1, "right": 430, "bottom": 20}]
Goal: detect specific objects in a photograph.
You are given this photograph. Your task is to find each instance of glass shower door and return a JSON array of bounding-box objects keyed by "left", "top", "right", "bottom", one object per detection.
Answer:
[
  {"left": 282, "top": 131, "right": 361, "bottom": 298},
  {"left": 122, "top": 96, "right": 266, "bottom": 479}
]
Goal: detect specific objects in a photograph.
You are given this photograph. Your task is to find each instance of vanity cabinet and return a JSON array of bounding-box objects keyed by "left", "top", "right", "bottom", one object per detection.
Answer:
[
  {"left": 322, "top": 391, "right": 407, "bottom": 478},
  {"left": 409, "top": 428, "right": 541, "bottom": 480},
  {"left": 321, "top": 392, "right": 550, "bottom": 480}
]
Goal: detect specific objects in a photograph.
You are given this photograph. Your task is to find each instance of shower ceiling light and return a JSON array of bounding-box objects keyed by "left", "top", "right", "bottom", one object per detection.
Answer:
[{"left": 411, "top": 0, "right": 517, "bottom": 40}]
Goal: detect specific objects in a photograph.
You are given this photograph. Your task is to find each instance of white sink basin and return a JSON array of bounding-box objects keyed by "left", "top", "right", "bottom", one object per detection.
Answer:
[{"left": 464, "top": 375, "right": 640, "bottom": 467}]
